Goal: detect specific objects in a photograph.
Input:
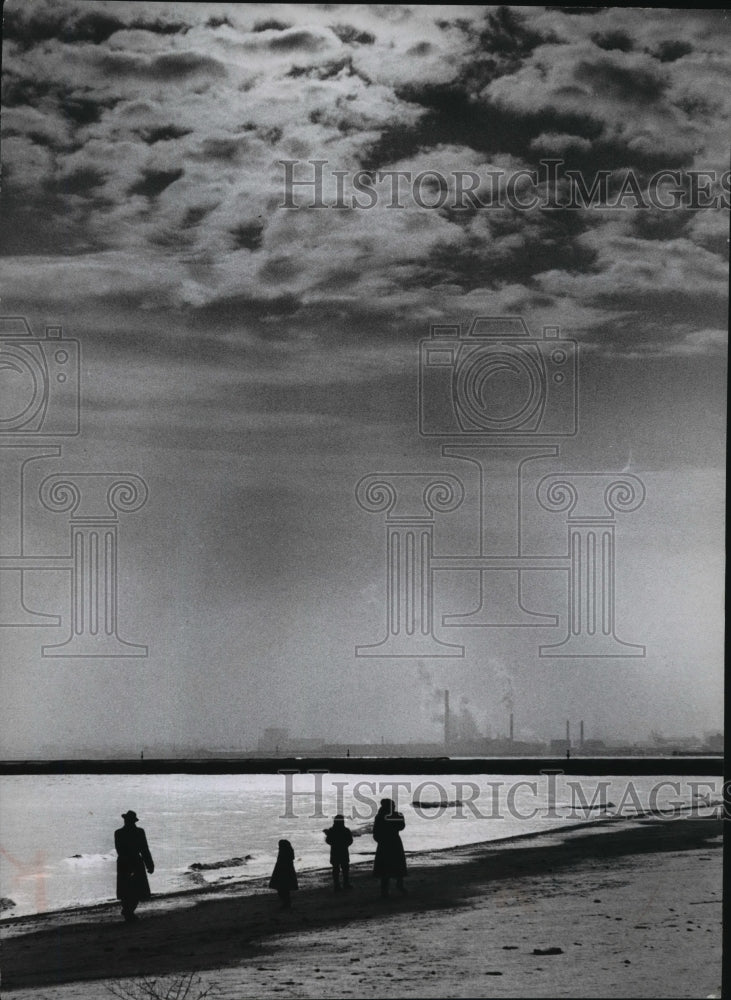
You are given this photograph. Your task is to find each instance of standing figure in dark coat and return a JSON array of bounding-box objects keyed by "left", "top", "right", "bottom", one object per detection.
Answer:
[
  {"left": 372, "top": 798, "right": 407, "bottom": 898},
  {"left": 269, "top": 839, "right": 298, "bottom": 909},
  {"left": 114, "top": 810, "right": 154, "bottom": 922},
  {"left": 324, "top": 813, "right": 353, "bottom": 891}
]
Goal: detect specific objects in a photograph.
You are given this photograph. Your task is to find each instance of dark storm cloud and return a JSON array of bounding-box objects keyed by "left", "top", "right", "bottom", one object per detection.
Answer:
[
  {"left": 257, "top": 255, "right": 306, "bottom": 285},
  {"left": 0, "top": 208, "right": 73, "bottom": 254},
  {"left": 628, "top": 209, "right": 695, "bottom": 243},
  {"left": 196, "top": 137, "right": 248, "bottom": 162},
  {"left": 149, "top": 51, "right": 227, "bottom": 80},
  {"left": 3, "top": 4, "right": 190, "bottom": 48},
  {"left": 93, "top": 52, "right": 146, "bottom": 76},
  {"left": 127, "top": 17, "right": 190, "bottom": 36},
  {"left": 183, "top": 292, "right": 421, "bottom": 349},
  {"left": 64, "top": 93, "right": 120, "bottom": 127},
  {"left": 267, "top": 28, "right": 329, "bottom": 52},
  {"left": 422, "top": 212, "right": 598, "bottom": 292},
  {"left": 252, "top": 19, "right": 292, "bottom": 33},
  {"left": 407, "top": 42, "right": 433, "bottom": 57},
  {"left": 654, "top": 40, "right": 693, "bottom": 63},
  {"left": 287, "top": 57, "right": 372, "bottom": 84},
  {"left": 230, "top": 224, "right": 264, "bottom": 251},
  {"left": 591, "top": 29, "right": 634, "bottom": 53},
  {"left": 128, "top": 168, "right": 184, "bottom": 198},
  {"left": 206, "top": 15, "right": 235, "bottom": 31},
  {"left": 192, "top": 292, "right": 303, "bottom": 326},
  {"left": 363, "top": 83, "right": 693, "bottom": 178},
  {"left": 2, "top": 6, "right": 126, "bottom": 47},
  {"left": 574, "top": 58, "right": 668, "bottom": 103},
  {"left": 330, "top": 24, "right": 375, "bottom": 46},
  {"left": 2, "top": 75, "right": 117, "bottom": 128},
  {"left": 362, "top": 83, "right": 599, "bottom": 168},
  {"left": 48, "top": 166, "right": 107, "bottom": 196},
  {"left": 95, "top": 51, "right": 227, "bottom": 80},
  {"left": 347, "top": 8, "right": 695, "bottom": 175},
  {"left": 141, "top": 125, "right": 193, "bottom": 145},
  {"left": 182, "top": 205, "right": 215, "bottom": 228},
  {"left": 546, "top": 6, "right": 608, "bottom": 16},
  {"left": 1, "top": 75, "right": 51, "bottom": 108},
  {"left": 474, "top": 6, "right": 551, "bottom": 62}
]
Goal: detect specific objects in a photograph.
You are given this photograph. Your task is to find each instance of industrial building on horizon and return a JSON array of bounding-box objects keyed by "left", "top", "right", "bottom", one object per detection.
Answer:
[{"left": 250, "top": 692, "right": 723, "bottom": 759}]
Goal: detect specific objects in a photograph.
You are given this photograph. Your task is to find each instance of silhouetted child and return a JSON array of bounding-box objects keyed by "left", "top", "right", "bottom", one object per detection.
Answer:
[
  {"left": 269, "top": 839, "right": 298, "bottom": 909},
  {"left": 324, "top": 813, "right": 353, "bottom": 891}
]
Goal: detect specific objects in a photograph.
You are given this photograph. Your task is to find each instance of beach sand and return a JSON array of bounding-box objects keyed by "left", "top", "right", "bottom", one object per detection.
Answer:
[{"left": 0, "top": 816, "right": 722, "bottom": 999}]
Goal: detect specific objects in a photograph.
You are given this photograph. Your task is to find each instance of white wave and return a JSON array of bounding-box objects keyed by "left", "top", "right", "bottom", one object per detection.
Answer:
[{"left": 63, "top": 852, "right": 115, "bottom": 866}]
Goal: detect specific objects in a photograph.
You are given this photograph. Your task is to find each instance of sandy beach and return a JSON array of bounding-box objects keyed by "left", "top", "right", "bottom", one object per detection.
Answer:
[{"left": 0, "top": 816, "right": 722, "bottom": 999}]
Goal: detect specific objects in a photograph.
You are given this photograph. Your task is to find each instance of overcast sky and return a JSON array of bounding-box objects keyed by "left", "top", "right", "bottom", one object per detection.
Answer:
[{"left": 0, "top": 3, "right": 726, "bottom": 755}]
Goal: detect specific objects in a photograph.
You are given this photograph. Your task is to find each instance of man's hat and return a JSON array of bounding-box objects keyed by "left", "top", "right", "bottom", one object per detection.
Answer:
[{"left": 121, "top": 810, "right": 139, "bottom": 822}]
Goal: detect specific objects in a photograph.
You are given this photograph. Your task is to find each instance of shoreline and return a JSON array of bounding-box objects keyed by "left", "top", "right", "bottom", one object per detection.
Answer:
[
  {"left": 0, "top": 815, "right": 722, "bottom": 997},
  {"left": 0, "top": 814, "right": 617, "bottom": 928},
  {"left": 0, "top": 754, "right": 723, "bottom": 775},
  {"left": 0, "top": 806, "right": 717, "bottom": 927}
]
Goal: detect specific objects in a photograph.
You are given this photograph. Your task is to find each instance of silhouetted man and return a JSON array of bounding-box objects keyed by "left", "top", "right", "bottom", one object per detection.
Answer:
[
  {"left": 373, "top": 798, "right": 407, "bottom": 898},
  {"left": 114, "top": 810, "right": 154, "bottom": 922}
]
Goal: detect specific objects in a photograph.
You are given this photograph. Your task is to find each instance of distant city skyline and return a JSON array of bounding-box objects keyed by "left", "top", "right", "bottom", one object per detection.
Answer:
[{"left": 20, "top": 719, "right": 722, "bottom": 762}]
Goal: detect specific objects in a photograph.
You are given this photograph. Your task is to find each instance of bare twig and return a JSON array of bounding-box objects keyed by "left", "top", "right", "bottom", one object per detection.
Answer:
[{"left": 105, "top": 972, "right": 220, "bottom": 1000}]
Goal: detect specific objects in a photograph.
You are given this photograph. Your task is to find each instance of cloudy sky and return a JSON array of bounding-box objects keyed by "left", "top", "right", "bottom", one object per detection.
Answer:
[{"left": 0, "top": 3, "right": 726, "bottom": 755}]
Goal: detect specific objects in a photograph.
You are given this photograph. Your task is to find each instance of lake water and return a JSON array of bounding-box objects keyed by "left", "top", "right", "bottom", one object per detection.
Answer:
[{"left": 0, "top": 770, "right": 720, "bottom": 917}]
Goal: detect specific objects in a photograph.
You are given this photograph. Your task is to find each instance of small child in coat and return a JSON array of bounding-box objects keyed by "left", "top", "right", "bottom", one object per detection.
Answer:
[
  {"left": 269, "top": 839, "right": 298, "bottom": 909},
  {"left": 323, "top": 813, "right": 354, "bottom": 891}
]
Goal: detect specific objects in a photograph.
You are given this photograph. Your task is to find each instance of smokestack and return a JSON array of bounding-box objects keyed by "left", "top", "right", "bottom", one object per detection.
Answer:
[
  {"left": 509, "top": 712, "right": 514, "bottom": 742},
  {"left": 566, "top": 719, "right": 570, "bottom": 746},
  {"left": 580, "top": 720, "right": 584, "bottom": 747},
  {"left": 444, "top": 690, "right": 450, "bottom": 747}
]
